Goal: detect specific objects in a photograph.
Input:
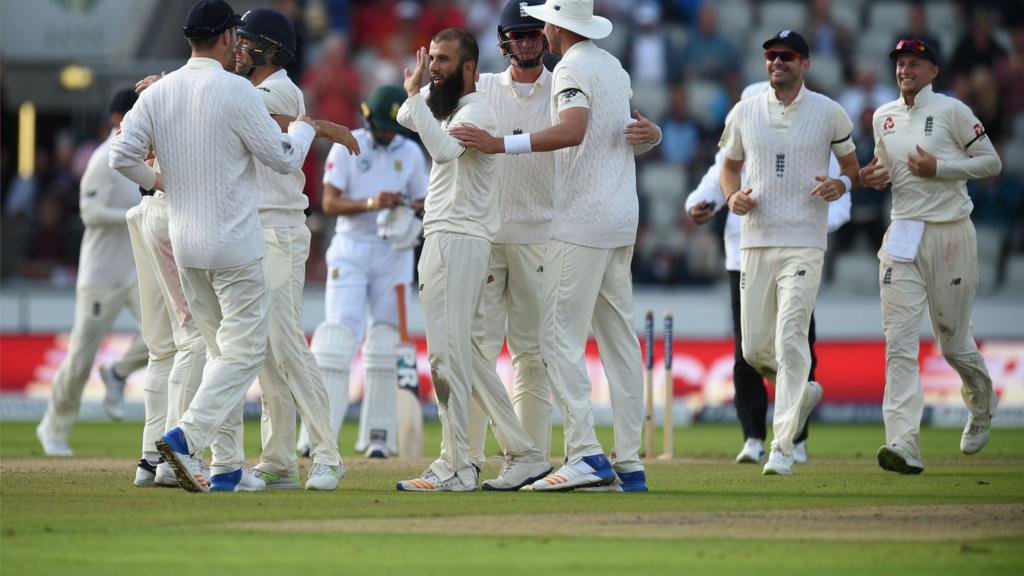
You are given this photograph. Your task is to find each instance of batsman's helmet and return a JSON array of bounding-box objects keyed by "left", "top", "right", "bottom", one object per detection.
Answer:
[
  {"left": 497, "top": 0, "right": 547, "bottom": 69},
  {"left": 360, "top": 85, "right": 406, "bottom": 134},
  {"left": 237, "top": 8, "right": 296, "bottom": 68}
]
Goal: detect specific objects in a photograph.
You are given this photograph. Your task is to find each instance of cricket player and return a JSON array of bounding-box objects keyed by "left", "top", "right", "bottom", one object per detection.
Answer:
[
  {"left": 395, "top": 29, "right": 551, "bottom": 492},
  {"left": 860, "top": 39, "right": 1002, "bottom": 475},
  {"left": 232, "top": 7, "right": 350, "bottom": 491},
  {"left": 298, "top": 84, "right": 427, "bottom": 460},
  {"left": 465, "top": 0, "right": 557, "bottom": 470},
  {"left": 453, "top": 0, "right": 662, "bottom": 492},
  {"left": 36, "top": 88, "right": 149, "bottom": 458},
  {"left": 111, "top": 0, "right": 317, "bottom": 493},
  {"left": 719, "top": 30, "right": 860, "bottom": 476}
]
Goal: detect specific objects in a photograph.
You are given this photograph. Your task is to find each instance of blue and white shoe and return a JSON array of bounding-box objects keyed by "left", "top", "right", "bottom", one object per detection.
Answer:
[
  {"left": 155, "top": 427, "right": 209, "bottom": 493},
  {"left": 578, "top": 468, "right": 649, "bottom": 492},
  {"left": 531, "top": 454, "right": 616, "bottom": 492},
  {"left": 210, "top": 468, "right": 266, "bottom": 492}
]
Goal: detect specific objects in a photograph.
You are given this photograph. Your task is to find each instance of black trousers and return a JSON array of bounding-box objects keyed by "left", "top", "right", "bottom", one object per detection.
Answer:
[{"left": 729, "top": 270, "right": 817, "bottom": 443}]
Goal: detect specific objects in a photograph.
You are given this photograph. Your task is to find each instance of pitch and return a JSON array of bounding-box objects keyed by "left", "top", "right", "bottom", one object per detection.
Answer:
[{"left": 1, "top": 422, "right": 1022, "bottom": 575}]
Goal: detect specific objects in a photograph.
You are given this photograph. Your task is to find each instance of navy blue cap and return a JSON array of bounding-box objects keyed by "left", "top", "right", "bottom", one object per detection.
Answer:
[
  {"left": 763, "top": 30, "right": 810, "bottom": 58},
  {"left": 108, "top": 88, "right": 138, "bottom": 115},
  {"left": 889, "top": 38, "right": 940, "bottom": 65},
  {"left": 183, "top": 0, "right": 242, "bottom": 40}
]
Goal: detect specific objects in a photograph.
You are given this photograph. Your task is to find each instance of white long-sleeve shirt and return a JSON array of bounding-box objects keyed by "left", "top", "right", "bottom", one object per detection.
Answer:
[
  {"left": 254, "top": 68, "right": 309, "bottom": 229},
  {"left": 77, "top": 130, "right": 140, "bottom": 289},
  {"left": 110, "top": 57, "right": 315, "bottom": 269},
  {"left": 686, "top": 149, "right": 849, "bottom": 271},
  {"left": 872, "top": 84, "right": 1002, "bottom": 223},
  {"left": 397, "top": 90, "right": 499, "bottom": 241}
]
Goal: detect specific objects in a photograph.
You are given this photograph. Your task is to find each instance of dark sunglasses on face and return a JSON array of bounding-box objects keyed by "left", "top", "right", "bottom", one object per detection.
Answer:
[
  {"left": 764, "top": 49, "right": 800, "bottom": 62},
  {"left": 508, "top": 30, "right": 545, "bottom": 41}
]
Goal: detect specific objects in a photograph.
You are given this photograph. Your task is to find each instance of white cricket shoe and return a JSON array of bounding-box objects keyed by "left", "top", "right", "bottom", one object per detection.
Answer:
[
  {"left": 155, "top": 428, "right": 209, "bottom": 493},
  {"left": 255, "top": 468, "right": 301, "bottom": 490},
  {"left": 792, "top": 440, "right": 809, "bottom": 464},
  {"left": 960, "top": 421, "right": 991, "bottom": 455},
  {"left": 99, "top": 363, "right": 127, "bottom": 422},
  {"left": 736, "top": 438, "right": 764, "bottom": 464},
  {"left": 155, "top": 462, "right": 179, "bottom": 487},
  {"left": 133, "top": 459, "right": 157, "bottom": 487},
  {"left": 305, "top": 462, "right": 345, "bottom": 491},
  {"left": 36, "top": 423, "right": 73, "bottom": 457},
  {"left": 210, "top": 468, "right": 266, "bottom": 492},
  {"left": 762, "top": 446, "right": 794, "bottom": 476},
  {"left": 397, "top": 465, "right": 478, "bottom": 492},
  {"left": 481, "top": 457, "right": 552, "bottom": 491},
  {"left": 877, "top": 443, "right": 924, "bottom": 475},
  {"left": 531, "top": 454, "right": 616, "bottom": 492}
]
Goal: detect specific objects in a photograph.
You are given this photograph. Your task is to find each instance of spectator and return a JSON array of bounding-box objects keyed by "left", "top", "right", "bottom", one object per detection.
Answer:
[
  {"left": 626, "top": 1, "right": 672, "bottom": 85},
  {"left": 681, "top": 3, "right": 740, "bottom": 102},
  {"left": 413, "top": 0, "right": 466, "bottom": 51},
  {"left": 274, "top": 0, "right": 309, "bottom": 81},
  {"left": 839, "top": 64, "right": 898, "bottom": 141},
  {"left": 351, "top": 0, "right": 400, "bottom": 52},
  {"left": 658, "top": 83, "right": 706, "bottom": 167},
  {"left": 807, "top": 0, "right": 853, "bottom": 71},
  {"left": 302, "top": 33, "right": 362, "bottom": 129},
  {"left": 949, "top": 9, "right": 1007, "bottom": 94},
  {"left": 993, "top": 22, "right": 1024, "bottom": 126}
]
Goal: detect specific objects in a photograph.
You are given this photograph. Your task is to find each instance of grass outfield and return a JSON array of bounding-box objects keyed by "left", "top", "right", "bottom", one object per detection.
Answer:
[{"left": 1, "top": 421, "right": 1022, "bottom": 575}]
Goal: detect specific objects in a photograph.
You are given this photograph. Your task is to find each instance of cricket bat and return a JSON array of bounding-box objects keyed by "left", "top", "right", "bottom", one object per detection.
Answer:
[{"left": 395, "top": 283, "right": 423, "bottom": 459}]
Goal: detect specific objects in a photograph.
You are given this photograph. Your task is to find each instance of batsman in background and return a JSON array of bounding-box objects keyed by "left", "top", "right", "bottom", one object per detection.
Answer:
[
  {"left": 466, "top": 0, "right": 557, "bottom": 470},
  {"left": 861, "top": 39, "right": 1002, "bottom": 475},
  {"left": 36, "top": 88, "right": 149, "bottom": 457},
  {"left": 301, "top": 84, "right": 428, "bottom": 459}
]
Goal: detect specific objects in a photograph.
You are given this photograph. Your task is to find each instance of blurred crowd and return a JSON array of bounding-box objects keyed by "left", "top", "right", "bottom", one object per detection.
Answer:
[{"left": 2, "top": 0, "right": 1022, "bottom": 294}]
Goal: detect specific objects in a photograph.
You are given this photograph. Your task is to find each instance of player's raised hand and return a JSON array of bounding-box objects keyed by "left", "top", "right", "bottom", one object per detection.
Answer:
[
  {"left": 907, "top": 145, "right": 937, "bottom": 178},
  {"left": 624, "top": 109, "right": 659, "bottom": 145},
  {"left": 728, "top": 188, "right": 757, "bottom": 215},
  {"left": 449, "top": 125, "right": 503, "bottom": 154},
  {"left": 810, "top": 175, "right": 845, "bottom": 201},
  {"left": 859, "top": 157, "right": 891, "bottom": 189},
  {"left": 404, "top": 47, "right": 429, "bottom": 97}
]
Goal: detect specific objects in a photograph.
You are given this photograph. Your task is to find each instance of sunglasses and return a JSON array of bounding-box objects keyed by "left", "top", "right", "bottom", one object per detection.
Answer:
[
  {"left": 764, "top": 49, "right": 800, "bottom": 62},
  {"left": 895, "top": 39, "right": 928, "bottom": 53},
  {"left": 507, "top": 30, "right": 545, "bottom": 41}
]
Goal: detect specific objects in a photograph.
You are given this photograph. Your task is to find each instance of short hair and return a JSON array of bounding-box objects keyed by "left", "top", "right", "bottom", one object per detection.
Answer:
[
  {"left": 432, "top": 28, "right": 479, "bottom": 65},
  {"left": 187, "top": 32, "right": 222, "bottom": 51}
]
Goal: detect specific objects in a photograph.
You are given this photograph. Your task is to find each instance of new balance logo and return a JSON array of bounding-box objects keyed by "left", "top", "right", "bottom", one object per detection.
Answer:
[
  {"left": 281, "top": 141, "right": 292, "bottom": 153},
  {"left": 536, "top": 265, "right": 544, "bottom": 273},
  {"left": 951, "top": 278, "right": 962, "bottom": 286},
  {"left": 775, "top": 153, "right": 786, "bottom": 177},
  {"left": 740, "top": 272, "right": 747, "bottom": 290},
  {"left": 796, "top": 270, "right": 806, "bottom": 277},
  {"left": 883, "top": 267, "right": 893, "bottom": 285}
]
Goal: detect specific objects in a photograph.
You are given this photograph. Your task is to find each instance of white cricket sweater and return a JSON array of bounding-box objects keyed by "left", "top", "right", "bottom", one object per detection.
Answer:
[
  {"left": 254, "top": 69, "right": 309, "bottom": 229},
  {"left": 872, "top": 85, "right": 1002, "bottom": 223},
  {"left": 77, "top": 131, "right": 140, "bottom": 289},
  {"left": 721, "top": 86, "right": 855, "bottom": 250},
  {"left": 397, "top": 91, "right": 499, "bottom": 242},
  {"left": 110, "top": 57, "right": 315, "bottom": 269},
  {"left": 549, "top": 40, "right": 639, "bottom": 249},
  {"left": 478, "top": 67, "right": 554, "bottom": 245}
]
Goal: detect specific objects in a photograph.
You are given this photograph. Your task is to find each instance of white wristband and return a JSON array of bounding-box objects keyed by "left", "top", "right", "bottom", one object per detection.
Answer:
[
  {"left": 838, "top": 175, "right": 852, "bottom": 192},
  {"left": 503, "top": 133, "right": 532, "bottom": 155}
]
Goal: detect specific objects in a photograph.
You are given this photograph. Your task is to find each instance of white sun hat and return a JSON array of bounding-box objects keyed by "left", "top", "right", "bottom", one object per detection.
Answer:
[{"left": 523, "top": 0, "right": 613, "bottom": 40}]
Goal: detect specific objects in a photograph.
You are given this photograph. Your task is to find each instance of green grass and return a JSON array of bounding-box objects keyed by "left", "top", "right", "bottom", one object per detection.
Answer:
[{"left": 2, "top": 422, "right": 1022, "bottom": 575}]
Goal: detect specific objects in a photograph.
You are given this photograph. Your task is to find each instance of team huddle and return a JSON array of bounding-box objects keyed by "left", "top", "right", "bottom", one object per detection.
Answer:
[{"left": 35, "top": 0, "right": 1001, "bottom": 492}]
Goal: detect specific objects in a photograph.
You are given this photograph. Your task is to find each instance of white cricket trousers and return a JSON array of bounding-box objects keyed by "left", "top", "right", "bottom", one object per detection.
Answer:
[
  {"left": 420, "top": 233, "right": 544, "bottom": 480},
  {"left": 126, "top": 195, "right": 206, "bottom": 456},
  {"left": 176, "top": 258, "right": 269, "bottom": 460},
  {"left": 740, "top": 246, "right": 824, "bottom": 456},
  {"left": 258, "top": 225, "right": 341, "bottom": 476},
  {"left": 879, "top": 218, "right": 995, "bottom": 459},
  {"left": 39, "top": 282, "right": 148, "bottom": 443},
  {"left": 467, "top": 242, "right": 552, "bottom": 467},
  {"left": 541, "top": 240, "right": 644, "bottom": 473}
]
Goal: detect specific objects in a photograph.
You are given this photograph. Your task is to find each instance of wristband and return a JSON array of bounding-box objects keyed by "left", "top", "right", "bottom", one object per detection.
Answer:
[
  {"left": 838, "top": 175, "right": 852, "bottom": 193},
  {"left": 503, "top": 133, "right": 532, "bottom": 155}
]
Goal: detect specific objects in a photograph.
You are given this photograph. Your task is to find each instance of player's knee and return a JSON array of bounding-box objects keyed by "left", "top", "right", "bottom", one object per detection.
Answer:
[
  {"left": 364, "top": 323, "right": 399, "bottom": 371},
  {"left": 311, "top": 322, "right": 357, "bottom": 371}
]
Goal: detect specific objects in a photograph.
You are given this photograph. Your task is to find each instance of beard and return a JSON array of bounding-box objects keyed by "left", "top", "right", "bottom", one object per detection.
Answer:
[{"left": 426, "top": 69, "right": 465, "bottom": 120}]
